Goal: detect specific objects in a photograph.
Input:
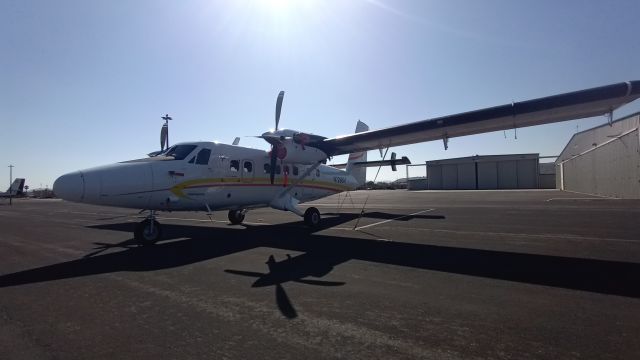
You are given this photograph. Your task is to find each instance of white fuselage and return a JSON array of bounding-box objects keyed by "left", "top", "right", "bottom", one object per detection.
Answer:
[{"left": 53, "top": 142, "right": 359, "bottom": 212}]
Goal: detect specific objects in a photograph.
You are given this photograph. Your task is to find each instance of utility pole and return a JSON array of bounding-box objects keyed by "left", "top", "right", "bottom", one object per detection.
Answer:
[{"left": 8, "top": 164, "right": 13, "bottom": 205}]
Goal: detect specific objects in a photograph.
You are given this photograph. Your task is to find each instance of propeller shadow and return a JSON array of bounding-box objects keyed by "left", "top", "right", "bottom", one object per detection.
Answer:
[
  {"left": 225, "top": 253, "right": 346, "bottom": 319},
  {"left": 0, "top": 220, "right": 639, "bottom": 302}
]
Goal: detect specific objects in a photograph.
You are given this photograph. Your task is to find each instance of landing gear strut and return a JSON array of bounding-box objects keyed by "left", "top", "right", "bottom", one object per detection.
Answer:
[
  {"left": 134, "top": 210, "right": 162, "bottom": 245},
  {"left": 228, "top": 209, "right": 246, "bottom": 225}
]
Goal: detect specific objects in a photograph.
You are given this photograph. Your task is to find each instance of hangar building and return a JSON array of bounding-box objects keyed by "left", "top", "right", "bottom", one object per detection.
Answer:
[
  {"left": 426, "top": 154, "right": 542, "bottom": 190},
  {"left": 555, "top": 112, "right": 640, "bottom": 198}
]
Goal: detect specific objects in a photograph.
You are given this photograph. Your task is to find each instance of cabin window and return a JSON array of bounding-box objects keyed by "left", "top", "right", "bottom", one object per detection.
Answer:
[
  {"left": 243, "top": 161, "right": 253, "bottom": 173},
  {"left": 195, "top": 149, "right": 211, "bottom": 165},
  {"left": 292, "top": 166, "right": 299, "bottom": 176},
  {"left": 163, "top": 145, "right": 197, "bottom": 160},
  {"left": 230, "top": 160, "right": 239, "bottom": 172},
  {"left": 264, "top": 163, "right": 270, "bottom": 173}
]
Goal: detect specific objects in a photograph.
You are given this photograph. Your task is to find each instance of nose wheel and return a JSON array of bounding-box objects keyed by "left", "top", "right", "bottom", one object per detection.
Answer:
[{"left": 134, "top": 212, "right": 162, "bottom": 245}]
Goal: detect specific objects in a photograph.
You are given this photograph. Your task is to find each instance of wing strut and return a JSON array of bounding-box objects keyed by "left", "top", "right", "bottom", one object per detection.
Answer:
[{"left": 353, "top": 147, "right": 389, "bottom": 230}]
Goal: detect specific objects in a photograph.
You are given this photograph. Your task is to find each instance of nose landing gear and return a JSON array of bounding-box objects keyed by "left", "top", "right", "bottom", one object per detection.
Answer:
[{"left": 134, "top": 210, "right": 162, "bottom": 245}]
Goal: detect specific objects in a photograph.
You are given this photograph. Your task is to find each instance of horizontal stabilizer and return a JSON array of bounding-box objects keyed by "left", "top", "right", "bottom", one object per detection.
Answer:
[{"left": 332, "top": 153, "right": 410, "bottom": 171}]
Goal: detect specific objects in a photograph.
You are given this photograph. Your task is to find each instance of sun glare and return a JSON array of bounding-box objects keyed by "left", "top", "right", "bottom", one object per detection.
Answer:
[
  {"left": 263, "top": 0, "right": 291, "bottom": 10},
  {"left": 253, "top": 0, "right": 319, "bottom": 17}
]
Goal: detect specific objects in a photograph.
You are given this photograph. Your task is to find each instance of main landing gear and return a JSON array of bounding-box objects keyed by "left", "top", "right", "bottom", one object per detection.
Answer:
[
  {"left": 134, "top": 210, "right": 162, "bottom": 246},
  {"left": 228, "top": 209, "right": 246, "bottom": 225},
  {"left": 304, "top": 207, "right": 321, "bottom": 227}
]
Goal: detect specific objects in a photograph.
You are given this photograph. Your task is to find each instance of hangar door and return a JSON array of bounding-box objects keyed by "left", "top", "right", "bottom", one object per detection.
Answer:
[{"left": 428, "top": 156, "right": 539, "bottom": 190}]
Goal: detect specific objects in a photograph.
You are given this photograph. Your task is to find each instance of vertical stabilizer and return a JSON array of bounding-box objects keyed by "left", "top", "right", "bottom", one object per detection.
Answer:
[
  {"left": 346, "top": 120, "right": 369, "bottom": 186},
  {"left": 6, "top": 178, "right": 25, "bottom": 195}
]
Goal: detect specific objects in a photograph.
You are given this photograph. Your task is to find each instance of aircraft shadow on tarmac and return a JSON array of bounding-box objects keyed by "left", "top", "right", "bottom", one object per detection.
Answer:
[
  {"left": 1, "top": 214, "right": 639, "bottom": 318},
  {"left": 225, "top": 254, "right": 346, "bottom": 319}
]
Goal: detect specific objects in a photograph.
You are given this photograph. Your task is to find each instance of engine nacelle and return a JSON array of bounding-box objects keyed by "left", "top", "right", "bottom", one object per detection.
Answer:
[{"left": 272, "top": 140, "right": 327, "bottom": 164}]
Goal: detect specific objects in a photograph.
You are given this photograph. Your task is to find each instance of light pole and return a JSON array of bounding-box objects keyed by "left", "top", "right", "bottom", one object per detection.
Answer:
[{"left": 8, "top": 164, "right": 13, "bottom": 205}]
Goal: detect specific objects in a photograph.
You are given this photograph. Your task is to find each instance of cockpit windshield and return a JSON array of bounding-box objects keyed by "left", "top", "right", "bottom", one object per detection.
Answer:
[{"left": 161, "top": 145, "right": 197, "bottom": 160}]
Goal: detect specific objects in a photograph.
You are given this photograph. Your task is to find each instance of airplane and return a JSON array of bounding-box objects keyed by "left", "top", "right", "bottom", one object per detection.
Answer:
[
  {"left": 0, "top": 178, "right": 26, "bottom": 198},
  {"left": 53, "top": 81, "right": 640, "bottom": 245}
]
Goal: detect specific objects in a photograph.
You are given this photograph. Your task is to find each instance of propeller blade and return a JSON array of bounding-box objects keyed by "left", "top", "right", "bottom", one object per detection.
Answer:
[
  {"left": 160, "top": 124, "right": 168, "bottom": 151},
  {"left": 275, "top": 90, "right": 284, "bottom": 131}
]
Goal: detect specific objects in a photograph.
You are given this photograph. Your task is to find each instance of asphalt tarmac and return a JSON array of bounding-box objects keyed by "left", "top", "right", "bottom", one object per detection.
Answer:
[{"left": 1, "top": 190, "right": 639, "bottom": 359}]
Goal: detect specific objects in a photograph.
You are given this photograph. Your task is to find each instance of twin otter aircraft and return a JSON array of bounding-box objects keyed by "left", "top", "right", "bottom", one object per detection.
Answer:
[{"left": 54, "top": 81, "right": 640, "bottom": 244}]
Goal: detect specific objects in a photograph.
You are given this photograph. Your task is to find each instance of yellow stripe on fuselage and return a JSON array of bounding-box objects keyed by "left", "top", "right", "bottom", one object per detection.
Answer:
[{"left": 170, "top": 177, "right": 353, "bottom": 198}]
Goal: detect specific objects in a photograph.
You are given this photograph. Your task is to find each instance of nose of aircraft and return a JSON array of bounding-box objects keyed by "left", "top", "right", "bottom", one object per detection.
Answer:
[{"left": 53, "top": 171, "right": 84, "bottom": 202}]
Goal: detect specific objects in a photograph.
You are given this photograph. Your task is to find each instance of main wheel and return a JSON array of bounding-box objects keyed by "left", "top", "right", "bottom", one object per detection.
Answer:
[
  {"left": 304, "top": 207, "right": 321, "bottom": 227},
  {"left": 228, "top": 209, "right": 246, "bottom": 225},
  {"left": 134, "top": 219, "right": 162, "bottom": 245}
]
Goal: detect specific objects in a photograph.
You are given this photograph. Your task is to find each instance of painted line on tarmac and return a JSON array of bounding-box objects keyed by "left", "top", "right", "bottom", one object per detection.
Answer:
[
  {"left": 545, "top": 197, "right": 620, "bottom": 202},
  {"left": 353, "top": 209, "right": 435, "bottom": 230},
  {"left": 156, "top": 216, "right": 269, "bottom": 226}
]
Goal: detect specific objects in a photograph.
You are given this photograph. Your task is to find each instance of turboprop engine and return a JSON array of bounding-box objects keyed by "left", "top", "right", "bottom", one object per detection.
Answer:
[
  {"left": 262, "top": 129, "right": 327, "bottom": 164},
  {"left": 261, "top": 90, "right": 331, "bottom": 184}
]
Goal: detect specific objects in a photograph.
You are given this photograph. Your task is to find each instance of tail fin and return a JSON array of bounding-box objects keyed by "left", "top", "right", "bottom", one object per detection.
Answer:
[
  {"left": 6, "top": 178, "right": 25, "bottom": 195},
  {"left": 346, "top": 120, "right": 369, "bottom": 186}
]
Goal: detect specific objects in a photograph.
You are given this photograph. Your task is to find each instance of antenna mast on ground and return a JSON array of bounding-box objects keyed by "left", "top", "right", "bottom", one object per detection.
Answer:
[{"left": 8, "top": 164, "right": 13, "bottom": 206}]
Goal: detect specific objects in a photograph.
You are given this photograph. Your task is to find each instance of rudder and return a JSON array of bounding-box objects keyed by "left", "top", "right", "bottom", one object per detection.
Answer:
[{"left": 346, "top": 120, "right": 369, "bottom": 186}]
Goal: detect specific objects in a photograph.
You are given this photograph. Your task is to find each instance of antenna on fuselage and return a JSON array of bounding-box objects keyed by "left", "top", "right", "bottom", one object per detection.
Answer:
[{"left": 161, "top": 114, "right": 172, "bottom": 151}]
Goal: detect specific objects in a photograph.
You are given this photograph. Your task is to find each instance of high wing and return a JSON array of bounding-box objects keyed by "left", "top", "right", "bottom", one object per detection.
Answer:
[{"left": 312, "top": 81, "right": 640, "bottom": 156}]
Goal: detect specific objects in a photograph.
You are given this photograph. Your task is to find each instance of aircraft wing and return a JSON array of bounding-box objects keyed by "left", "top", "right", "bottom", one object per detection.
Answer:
[{"left": 313, "top": 81, "right": 640, "bottom": 156}]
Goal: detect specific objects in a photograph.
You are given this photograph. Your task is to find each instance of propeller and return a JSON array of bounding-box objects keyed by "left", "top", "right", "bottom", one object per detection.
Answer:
[
  {"left": 160, "top": 114, "right": 172, "bottom": 151},
  {"left": 269, "top": 91, "right": 285, "bottom": 184},
  {"left": 275, "top": 91, "right": 284, "bottom": 131}
]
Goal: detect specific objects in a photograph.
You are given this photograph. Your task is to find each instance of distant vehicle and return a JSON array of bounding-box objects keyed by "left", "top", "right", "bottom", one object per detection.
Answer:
[
  {"left": 0, "top": 178, "right": 25, "bottom": 198},
  {"left": 53, "top": 81, "right": 640, "bottom": 244}
]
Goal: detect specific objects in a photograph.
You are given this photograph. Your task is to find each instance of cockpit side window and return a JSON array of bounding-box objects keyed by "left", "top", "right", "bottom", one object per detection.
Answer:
[
  {"left": 195, "top": 149, "right": 211, "bottom": 165},
  {"left": 163, "top": 145, "right": 197, "bottom": 160}
]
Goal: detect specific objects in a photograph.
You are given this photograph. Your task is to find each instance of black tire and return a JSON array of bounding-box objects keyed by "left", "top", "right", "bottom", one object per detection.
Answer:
[
  {"left": 304, "top": 207, "right": 321, "bottom": 227},
  {"left": 228, "top": 209, "right": 246, "bottom": 225},
  {"left": 134, "top": 219, "right": 162, "bottom": 245}
]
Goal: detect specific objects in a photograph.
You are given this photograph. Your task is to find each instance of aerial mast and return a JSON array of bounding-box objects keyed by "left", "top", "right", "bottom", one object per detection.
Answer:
[{"left": 8, "top": 164, "right": 13, "bottom": 206}]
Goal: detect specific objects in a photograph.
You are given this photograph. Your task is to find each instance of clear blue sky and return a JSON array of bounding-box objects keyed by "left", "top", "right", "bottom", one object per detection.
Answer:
[{"left": 2, "top": 0, "right": 639, "bottom": 188}]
